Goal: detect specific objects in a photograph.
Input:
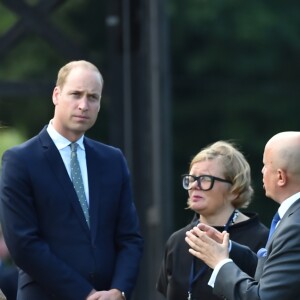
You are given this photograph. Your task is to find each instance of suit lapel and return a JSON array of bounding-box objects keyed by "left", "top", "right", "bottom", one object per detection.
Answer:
[{"left": 84, "top": 139, "right": 102, "bottom": 239}]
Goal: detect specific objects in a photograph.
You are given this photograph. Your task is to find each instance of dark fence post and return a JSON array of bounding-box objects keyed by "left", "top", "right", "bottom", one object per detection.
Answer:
[{"left": 106, "top": 1, "right": 172, "bottom": 299}]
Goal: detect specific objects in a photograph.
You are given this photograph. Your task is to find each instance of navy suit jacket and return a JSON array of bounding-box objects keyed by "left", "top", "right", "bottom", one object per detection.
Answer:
[
  {"left": 0, "top": 262, "right": 18, "bottom": 300},
  {"left": 0, "top": 127, "right": 143, "bottom": 300}
]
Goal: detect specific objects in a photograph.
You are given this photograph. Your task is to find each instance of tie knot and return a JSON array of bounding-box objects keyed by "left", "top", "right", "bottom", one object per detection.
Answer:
[
  {"left": 70, "top": 143, "right": 78, "bottom": 153},
  {"left": 267, "top": 211, "right": 281, "bottom": 242}
]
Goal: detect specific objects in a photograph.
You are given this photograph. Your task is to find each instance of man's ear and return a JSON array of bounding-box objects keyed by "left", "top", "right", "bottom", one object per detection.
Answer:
[
  {"left": 277, "top": 169, "right": 287, "bottom": 187},
  {"left": 52, "top": 86, "right": 60, "bottom": 105}
]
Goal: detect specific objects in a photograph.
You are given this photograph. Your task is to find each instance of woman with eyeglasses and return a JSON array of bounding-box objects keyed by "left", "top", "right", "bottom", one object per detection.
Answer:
[{"left": 156, "top": 141, "right": 269, "bottom": 300}]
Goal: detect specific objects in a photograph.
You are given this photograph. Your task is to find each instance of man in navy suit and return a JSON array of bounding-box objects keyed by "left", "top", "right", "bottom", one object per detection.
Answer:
[
  {"left": 185, "top": 131, "right": 300, "bottom": 300},
  {"left": 0, "top": 60, "right": 143, "bottom": 300}
]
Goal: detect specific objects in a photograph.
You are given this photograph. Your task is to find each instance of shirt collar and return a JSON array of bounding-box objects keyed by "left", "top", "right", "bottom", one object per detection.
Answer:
[
  {"left": 278, "top": 192, "right": 300, "bottom": 218},
  {"left": 47, "top": 120, "right": 85, "bottom": 150}
]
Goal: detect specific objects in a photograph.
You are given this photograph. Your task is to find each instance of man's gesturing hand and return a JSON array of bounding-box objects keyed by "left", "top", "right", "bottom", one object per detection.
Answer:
[{"left": 185, "top": 226, "right": 230, "bottom": 269}]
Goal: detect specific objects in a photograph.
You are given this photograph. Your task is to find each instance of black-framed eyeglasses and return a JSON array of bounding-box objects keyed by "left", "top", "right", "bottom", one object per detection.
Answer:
[{"left": 182, "top": 174, "right": 232, "bottom": 191}]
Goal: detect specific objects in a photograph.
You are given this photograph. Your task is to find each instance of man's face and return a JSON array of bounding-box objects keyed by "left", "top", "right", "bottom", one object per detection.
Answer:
[
  {"left": 262, "top": 146, "right": 277, "bottom": 199},
  {"left": 52, "top": 66, "right": 102, "bottom": 140}
]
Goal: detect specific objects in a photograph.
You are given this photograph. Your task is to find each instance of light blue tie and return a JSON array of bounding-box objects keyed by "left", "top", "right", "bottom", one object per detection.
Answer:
[{"left": 70, "top": 143, "right": 90, "bottom": 227}]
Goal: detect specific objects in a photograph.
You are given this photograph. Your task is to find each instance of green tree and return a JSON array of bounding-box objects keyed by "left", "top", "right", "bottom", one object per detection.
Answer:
[{"left": 170, "top": 0, "right": 300, "bottom": 227}]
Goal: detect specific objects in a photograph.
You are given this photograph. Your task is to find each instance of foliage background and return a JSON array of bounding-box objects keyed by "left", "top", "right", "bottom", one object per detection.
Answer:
[
  {"left": 1, "top": 0, "right": 300, "bottom": 236},
  {"left": 170, "top": 0, "right": 300, "bottom": 228}
]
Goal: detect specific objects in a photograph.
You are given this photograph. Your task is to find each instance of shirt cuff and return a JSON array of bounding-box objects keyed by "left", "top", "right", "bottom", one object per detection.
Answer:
[{"left": 208, "top": 258, "right": 233, "bottom": 288}]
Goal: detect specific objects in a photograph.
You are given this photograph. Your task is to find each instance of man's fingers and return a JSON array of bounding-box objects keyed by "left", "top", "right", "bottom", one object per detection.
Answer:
[
  {"left": 188, "top": 247, "right": 202, "bottom": 259},
  {"left": 185, "top": 228, "right": 214, "bottom": 251},
  {"left": 185, "top": 231, "right": 199, "bottom": 250},
  {"left": 188, "top": 225, "right": 203, "bottom": 237},
  {"left": 222, "top": 232, "right": 229, "bottom": 248},
  {"left": 185, "top": 230, "right": 204, "bottom": 252},
  {"left": 197, "top": 223, "right": 210, "bottom": 232}
]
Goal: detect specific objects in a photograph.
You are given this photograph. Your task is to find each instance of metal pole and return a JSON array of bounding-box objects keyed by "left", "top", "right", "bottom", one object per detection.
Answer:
[{"left": 122, "top": 0, "right": 133, "bottom": 167}]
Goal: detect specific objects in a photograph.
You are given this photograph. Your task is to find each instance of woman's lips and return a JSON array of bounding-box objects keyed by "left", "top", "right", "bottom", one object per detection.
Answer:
[{"left": 191, "top": 194, "right": 203, "bottom": 202}]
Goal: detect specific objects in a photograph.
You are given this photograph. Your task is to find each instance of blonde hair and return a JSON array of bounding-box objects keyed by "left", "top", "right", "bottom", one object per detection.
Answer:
[
  {"left": 189, "top": 141, "right": 253, "bottom": 208},
  {"left": 56, "top": 60, "right": 104, "bottom": 88}
]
